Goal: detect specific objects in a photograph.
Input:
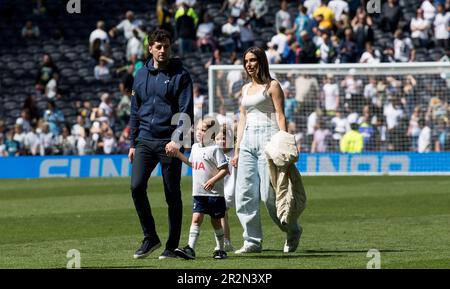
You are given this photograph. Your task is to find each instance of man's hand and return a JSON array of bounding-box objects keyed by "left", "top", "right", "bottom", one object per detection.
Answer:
[
  {"left": 128, "top": 148, "right": 136, "bottom": 163},
  {"left": 165, "top": 141, "right": 180, "bottom": 157}
]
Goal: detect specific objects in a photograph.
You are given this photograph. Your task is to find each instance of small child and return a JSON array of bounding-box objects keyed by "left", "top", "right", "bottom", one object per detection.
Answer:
[
  {"left": 215, "top": 124, "right": 236, "bottom": 252},
  {"left": 174, "top": 117, "right": 229, "bottom": 260}
]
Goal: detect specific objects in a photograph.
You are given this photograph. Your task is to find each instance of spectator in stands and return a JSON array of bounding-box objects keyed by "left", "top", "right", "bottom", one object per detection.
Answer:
[
  {"left": 298, "top": 31, "right": 317, "bottom": 63},
  {"left": 119, "top": 63, "right": 135, "bottom": 96},
  {"left": 23, "top": 95, "right": 40, "bottom": 127},
  {"left": 276, "top": 0, "right": 292, "bottom": 33},
  {"left": 338, "top": 28, "right": 358, "bottom": 63},
  {"left": 90, "top": 38, "right": 103, "bottom": 63},
  {"left": 222, "top": 16, "right": 241, "bottom": 53},
  {"left": 157, "top": 0, "right": 174, "bottom": 37},
  {"left": 331, "top": 109, "right": 350, "bottom": 151},
  {"left": 351, "top": 9, "right": 374, "bottom": 55},
  {"left": 13, "top": 124, "right": 26, "bottom": 155},
  {"left": 38, "top": 122, "right": 54, "bottom": 156},
  {"left": 317, "top": 32, "right": 334, "bottom": 63},
  {"left": 35, "top": 54, "right": 59, "bottom": 95},
  {"left": 433, "top": 4, "right": 450, "bottom": 50},
  {"left": 118, "top": 92, "right": 131, "bottom": 129},
  {"left": 408, "top": 105, "right": 422, "bottom": 151},
  {"left": 21, "top": 20, "right": 40, "bottom": 39},
  {"left": 328, "top": 0, "right": 349, "bottom": 22},
  {"left": 4, "top": 130, "right": 20, "bottom": 157},
  {"left": 23, "top": 125, "right": 40, "bottom": 156},
  {"left": 304, "top": 0, "right": 321, "bottom": 17},
  {"left": 271, "top": 26, "right": 289, "bottom": 57},
  {"left": 33, "top": 0, "right": 46, "bottom": 15},
  {"left": 16, "top": 108, "right": 32, "bottom": 133},
  {"left": 265, "top": 41, "right": 281, "bottom": 64},
  {"left": 117, "top": 126, "right": 131, "bottom": 154},
  {"left": 94, "top": 56, "right": 114, "bottom": 81},
  {"left": 307, "top": 108, "right": 321, "bottom": 149},
  {"left": 322, "top": 74, "right": 340, "bottom": 116},
  {"left": 435, "top": 119, "right": 450, "bottom": 151},
  {"left": 127, "top": 29, "right": 144, "bottom": 62},
  {"left": 98, "top": 128, "right": 116, "bottom": 155},
  {"left": 381, "top": 0, "right": 402, "bottom": 33},
  {"left": 312, "top": 0, "right": 335, "bottom": 32},
  {"left": 290, "top": 5, "right": 310, "bottom": 47},
  {"left": 359, "top": 42, "right": 382, "bottom": 64},
  {"left": 237, "top": 11, "right": 255, "bottom": 52},
  {"left": 282, "top": 36, "right": 301, "bottom": 64},
  {"left": 393, "top": 29, "right": 414, "bottom": 62},
  {"left": 43, "top": 100, "right": 64, "bottom": 136},
  {"left": 421, "top": 0, "right": 436, "bottom": 22},
  {"left": 54, "top": 125, "right": 76, "bottom": 155},
  {"left": 358, "top": 106, "right": 379, "bottom": 151},
  {"left": 196, "top": 13, "right": 216, "bottom": 53},
  {"left": 76, "top": 128, "right": 93, "bottom": 156},
  {"left": 193, "top": 83, "right": 205, "bottom": 124},
  {"left": 364, "top": 76, "right": 378, "bottom": 107},
  {"left": 311, "top": 119, "right": 332, "bottom": 153},
  {"left": 384, "top": 96, "right": 405, "bottom": 151},
  {"left": 282, "top": 81, "right": 299, "bottom": 124},
  {"left": 109, "top": 11, "right": 141, "bottom": 40},
  {"left": 71, "top": 115, "right": 85, "bottom": 141},
  {"left": 341, "top": 68, "right": 363, "bottom": 110},
  {"left": 340, "top": 122, "right": 364, "bottom": 153},
  {"left": 205, "top": 48, "right": 224, "bottom": 70},
  {"left": 411, "top": 8, "right": 431, "bottom": 48},
  {"left": 418, "top": 119, "right": 431, "bottom": 152},
  {"left": 45, "top": 72, "right": 60, "bottom": 99},
  {"left": 89, "top": 20, "right": 109, "bottom": 56},
  {"left": 98, "top": 93, "right": 115, "bottom": 128},
  {"left": 249, "top": 0, "right": 268, "bottom": 27},
  {"left": 220, "top": 0, "right": 247, "bottom": 19},
  {"left": 175, "top": 2, "right": 198, "bottom": 56}
]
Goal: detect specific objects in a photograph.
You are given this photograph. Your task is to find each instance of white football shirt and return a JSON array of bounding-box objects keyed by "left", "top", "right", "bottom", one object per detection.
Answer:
[{"left": 189, "top": 143, "right": 228, "bottom": 197}]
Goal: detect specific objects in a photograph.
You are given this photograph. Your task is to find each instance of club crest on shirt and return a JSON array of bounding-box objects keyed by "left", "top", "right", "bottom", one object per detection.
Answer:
[{"left": 131, "top": 90, "right": 136, "bottom": 96}]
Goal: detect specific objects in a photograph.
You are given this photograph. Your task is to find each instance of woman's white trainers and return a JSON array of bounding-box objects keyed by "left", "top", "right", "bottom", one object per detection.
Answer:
[{"left": 234, "top": 244, "right": 262, "bottom": 254}]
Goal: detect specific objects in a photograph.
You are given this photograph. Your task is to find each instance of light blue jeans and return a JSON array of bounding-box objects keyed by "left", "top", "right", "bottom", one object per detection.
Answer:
[{"left": 235, "top": 124, "right": 301, "bottom": 247}]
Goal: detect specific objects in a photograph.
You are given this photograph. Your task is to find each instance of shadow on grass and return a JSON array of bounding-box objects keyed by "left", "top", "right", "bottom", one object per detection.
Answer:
[{"left": 303, "top": 249, "right": 410, "bottom": 254}]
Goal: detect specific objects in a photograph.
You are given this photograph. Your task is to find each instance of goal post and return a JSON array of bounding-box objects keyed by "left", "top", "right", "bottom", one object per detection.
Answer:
[{"left": 207, "top": 62, "right": 450, "bottom": 175}]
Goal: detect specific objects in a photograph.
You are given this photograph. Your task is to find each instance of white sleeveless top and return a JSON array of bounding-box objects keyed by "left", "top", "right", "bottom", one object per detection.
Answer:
[{"left": 241, "top": 83, "right": 278, "bottom": 127}]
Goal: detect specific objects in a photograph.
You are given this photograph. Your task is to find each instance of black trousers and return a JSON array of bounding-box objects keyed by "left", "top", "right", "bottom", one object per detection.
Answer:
[{"left": 130, "top": 139, "right": 183, "bottom": 250}]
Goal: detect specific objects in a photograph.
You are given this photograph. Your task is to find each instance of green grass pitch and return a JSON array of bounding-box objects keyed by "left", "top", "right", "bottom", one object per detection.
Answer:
[{"left": 0, "top": 176, "right": 449, "bottom": 269}]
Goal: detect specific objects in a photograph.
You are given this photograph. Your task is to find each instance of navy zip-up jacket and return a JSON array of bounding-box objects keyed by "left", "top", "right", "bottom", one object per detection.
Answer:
[{"left": 129, "top": 57, "right": 193, "bottom": 148}]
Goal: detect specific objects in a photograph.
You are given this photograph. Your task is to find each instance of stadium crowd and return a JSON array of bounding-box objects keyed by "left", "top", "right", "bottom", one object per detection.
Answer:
[{"left": 0, "top": 0, "right": 449, "bottom": 157}]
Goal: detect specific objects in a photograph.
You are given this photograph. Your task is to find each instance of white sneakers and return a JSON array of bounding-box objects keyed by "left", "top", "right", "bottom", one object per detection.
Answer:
[
  {"left": 283, "top": 227, "right": 303, "bottom": 253},
  {"left": 234, "top": 243, "right": 262, "bottom": 254}
]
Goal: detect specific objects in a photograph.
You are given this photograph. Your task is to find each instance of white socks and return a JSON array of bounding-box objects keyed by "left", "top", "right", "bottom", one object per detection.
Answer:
[
  {"left": 214, "top": 228, "right": 225, "bottom": 251},
  {"left": 188, "top": 225, "right": 200, "bottom": 249}
]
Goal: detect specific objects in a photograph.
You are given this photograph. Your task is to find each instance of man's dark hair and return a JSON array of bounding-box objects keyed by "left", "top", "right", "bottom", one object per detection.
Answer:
[{"left": 148, "top": 29, "right": 172, "bottom": 47}]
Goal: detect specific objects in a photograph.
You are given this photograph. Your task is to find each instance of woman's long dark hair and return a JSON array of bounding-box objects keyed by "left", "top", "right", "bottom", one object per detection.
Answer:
[{"left": 242, "top": 46, "right": 273, "bottom": 89}]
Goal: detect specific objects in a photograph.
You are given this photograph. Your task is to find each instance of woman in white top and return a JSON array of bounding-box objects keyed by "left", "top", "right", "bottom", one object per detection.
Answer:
[{"left": 231, "top": 47, "right": 302, "bottom": 254}]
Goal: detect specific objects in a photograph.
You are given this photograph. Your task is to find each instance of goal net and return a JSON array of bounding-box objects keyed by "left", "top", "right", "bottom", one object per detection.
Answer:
[{"left": 207, "top": 62, "right": 450, "bottom": 175}]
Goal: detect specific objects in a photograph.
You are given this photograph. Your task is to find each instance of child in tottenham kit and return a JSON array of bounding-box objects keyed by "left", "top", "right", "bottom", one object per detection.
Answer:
[
  {"left": 174, "top": 117, "right": 229, "bottom": 260},
  {"left": 215, "top": 124, "right": 236, "bottom": 252}
]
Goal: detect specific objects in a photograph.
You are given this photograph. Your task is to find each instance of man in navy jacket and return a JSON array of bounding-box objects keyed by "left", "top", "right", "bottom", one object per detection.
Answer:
[{"left": 129, "top": 29, "right": 193, "bottom": 259}]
